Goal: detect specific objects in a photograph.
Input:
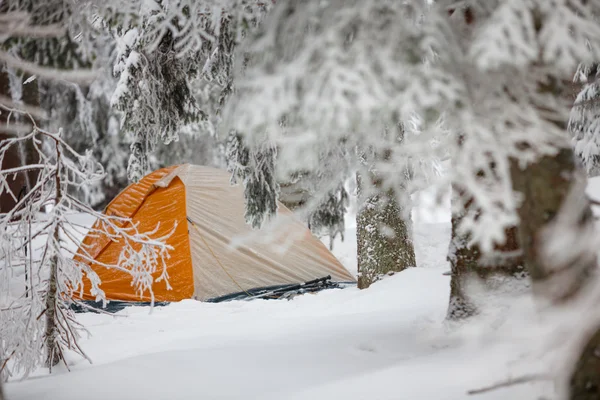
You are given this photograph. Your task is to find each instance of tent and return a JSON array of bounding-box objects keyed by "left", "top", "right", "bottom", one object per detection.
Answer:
[{"left": 76, "top": 164, "right": 355, "bottom": 303}]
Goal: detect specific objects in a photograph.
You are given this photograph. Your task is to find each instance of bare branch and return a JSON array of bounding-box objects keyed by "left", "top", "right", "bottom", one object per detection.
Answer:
[
  {"left": 0, "top": 122, "right": 34, "bottom": 136},
  {"left": 0, "top": 51, "right": 100, "bottom": 85},
  {"left": 0, "top": 95, "right": 48, "bottom": 120},
  {"left": 0, "top": 164, "right": 48, "bottom": 176},
  {"left": 467, "top": 374, "right": 553, "bottom": 395}
]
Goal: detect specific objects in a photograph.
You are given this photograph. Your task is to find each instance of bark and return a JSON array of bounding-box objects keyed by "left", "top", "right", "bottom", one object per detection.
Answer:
[
  {"left": 446, "top": 185, "right": 526, "bottom": 320},
  {"left": 512, "top": 149, "right": 595, "bottom": 304},
  {"left": 0, "top": 378, "right": 4, "bottom": 400},
  {"left": 356, "top": 171, "right": 416, "bottom": 289},
  {"left": 543, "top": 150, "right": 600, "bottom": 400},
  {"left": 447, "top": 149, "right": 594, "bottom": 318},
  {"left": 44, "top": 141, "right": 62, "bottom": 369},
  {"left": 527, "top": 75, "right": 597, "bottom": 400},
  {"left": 444, "top": 6, "right": 531, "bottom": 320},
  {"left": 571, "top": 327, "right": 600, "bottom": 400}
]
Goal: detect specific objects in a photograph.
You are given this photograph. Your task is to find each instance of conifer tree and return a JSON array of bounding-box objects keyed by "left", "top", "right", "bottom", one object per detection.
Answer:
[
  {"left": 227, "top": 131, "right": 279, "bottom": 228},
  {"left": 570, "top": 64, "right": 600, "bottom": 177},
  {"left": 111, "top": 13, "right": 202, "bottom": 182}
]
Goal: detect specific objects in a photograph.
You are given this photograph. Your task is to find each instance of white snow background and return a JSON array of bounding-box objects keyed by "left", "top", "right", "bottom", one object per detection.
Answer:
[{"left": 6, "top": 178, "right": 600, "bottom": 400}]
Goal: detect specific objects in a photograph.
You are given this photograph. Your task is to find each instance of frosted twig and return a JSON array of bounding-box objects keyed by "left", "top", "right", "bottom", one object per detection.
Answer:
[
  {"left": 467, "top": 374, "right": 553, "bottom": 395},
  {"left": 1, "top": 127, "right": 174, "bottom": 378}
]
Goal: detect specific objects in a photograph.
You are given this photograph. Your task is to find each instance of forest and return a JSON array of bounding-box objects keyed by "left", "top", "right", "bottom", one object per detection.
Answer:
[{"left": 2, "top": 1, "right": 600, "bottom": 399}]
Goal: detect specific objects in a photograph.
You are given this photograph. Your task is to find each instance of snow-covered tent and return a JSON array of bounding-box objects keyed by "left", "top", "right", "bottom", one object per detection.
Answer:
[{"left": 76, "top": 164, "right": 355, "bottom": 303}]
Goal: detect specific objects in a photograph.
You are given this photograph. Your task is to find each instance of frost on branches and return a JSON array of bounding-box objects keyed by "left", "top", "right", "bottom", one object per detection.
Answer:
[
  {"left": 224, "top": 0, "right": 600, "bottom": 253},
  {"left": 110, "top": 0, "right": 273, "bottom": 182},
  {"left": 570, "top": 63, "right": 600, "bottom": 177},
  {"left": 308, "top": 184, "right": 349, "bottom": 249},
  {"left": 111, "top": 20, "right": 201, "bottom": 182},
  {"left": 227, "top": 132, "right": 279, "bottom": 228},
  {"left": 0, "top": 125, "right": 174, "bottom": 378}
]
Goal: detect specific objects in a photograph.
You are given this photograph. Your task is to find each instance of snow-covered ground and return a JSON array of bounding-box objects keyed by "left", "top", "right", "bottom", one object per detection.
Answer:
[{"left": 6, "top": 182, "right": 590, "bottom": 400}]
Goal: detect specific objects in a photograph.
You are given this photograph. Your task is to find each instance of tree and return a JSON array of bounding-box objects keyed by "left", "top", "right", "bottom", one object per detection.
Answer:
[
  {"left": 226, "top": 131, "right": 279, "bottom": 228},
  {"left": 110, "top": 0, "right": 273, "bottom": 183},
  {"left": 356, "top": 128, "right": 416, "bottom": 289},
  {"left": 277, "top": 145, "right": 351, "bottom": 247},
  {"left": 224, "top": 1, "right": 425, "bottom": 279},
  {"left": 570, "top": 324, "right": 600, "bottom": 400},
  {"left": 570, "top": 64, "right": 600, "bottom": 177},
  {"left": 356, "top": 172, "right": 416, "bottom": 289},
  {"left": 441, "top": 6, "right": 525, "bottom": 320},
  {"left": 222, "top": 0, "right": 600, "bottom": 394},
  {"left": 0, "top": 124, "right": 174, "bottom": 376},
  {"left": 111, "top": 17, "right": 202, "bottom": 182},
  {"left": 446, "top": 182, "right": 526, "bottom": 320},
  {"left": 308, "top": 183, "right": 349, "bottom": 249},
  {"left": 0, "top": 2, "right": 182, "bottom": 380},
  {"left": 226, "top": 0, "right": 600, "bottom": 257},
  {"left": 444, "top": 4, "right": 597, "bottom": 321}
]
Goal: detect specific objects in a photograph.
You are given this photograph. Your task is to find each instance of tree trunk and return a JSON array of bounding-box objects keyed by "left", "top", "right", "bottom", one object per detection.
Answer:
[
  {"left": 44, "top": 238, "right": 60, "bottom": 369},
  {"left": 570, "top": 327, "right": 600, "bottom": 400},
  {"left": 356, "top": 171, "right": 416, "bottom": 289},
  {"left": 512, "top": 149, "right": 595, "bottom": 304},
  {"left": 446, "top": 205, "right": 480, "bottom": 319},
  {"left": 447, "top": 148, "right": 594, "bottom": 320},
  {"left": 446, "top": 185, "right": 526, "bottom": 320},
  {"left": 44, "top": 142, "right": 62, "bottom": 370},
  {"left": 532, "top": 150, "right": 600, "bottom": 400}
]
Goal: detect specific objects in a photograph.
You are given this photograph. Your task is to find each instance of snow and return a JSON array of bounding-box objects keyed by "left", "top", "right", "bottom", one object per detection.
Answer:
[{"left": 4, "top": 186, "right": 561, "bottom": 400}]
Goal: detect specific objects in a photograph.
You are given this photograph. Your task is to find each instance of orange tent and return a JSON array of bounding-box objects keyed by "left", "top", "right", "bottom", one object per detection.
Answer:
[{"left": 76, "top": 164, "right": 355, "bottom": 303}]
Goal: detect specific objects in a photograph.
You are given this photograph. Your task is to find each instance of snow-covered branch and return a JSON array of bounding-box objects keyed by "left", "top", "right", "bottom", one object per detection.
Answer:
[
  {"left": 223, "top": 0, "right": 600, "bottom": 251},
  {"left": 0, "top": 126, "right": 175, "bottom": 378}
]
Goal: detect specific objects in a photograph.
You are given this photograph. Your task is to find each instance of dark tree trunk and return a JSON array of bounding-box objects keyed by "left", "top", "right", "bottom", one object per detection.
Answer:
[
  {"left": 529, "top": 77, "right": 597, "bottom": 399},
  {"left": 447, "top": 149, "right": 592, "bottom": 321},
  {"left": 571, "top": 327, "right": 600, "bottom": 400},
  {"left": 532, "top": 150, "right": 600, "bottom": 400},
  {"left": 356, "top": 171, "right": 416, "bottom": 289},
  {"left": 0, "top": 69, "right": 40, "bottom": 214},
  {"left": 512, "top": 149, "right": 595, "bottom": 304},
  {"left": 446, "top": 185, "right": 526, "bottom": 320},
  {"left": 0, "top": 70, "right": 26, "bottom": 214}
]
